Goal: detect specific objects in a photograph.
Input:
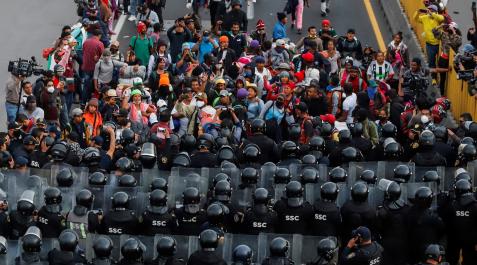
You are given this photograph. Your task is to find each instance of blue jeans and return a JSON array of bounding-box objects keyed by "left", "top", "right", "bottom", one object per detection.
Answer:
[
  {"left": 5, "top": 102, "right": 18, "bottom": 123},
  {"left": 426, "top": 43, "right": 439, "bottom": 69},
  {"left": 130, "top": 0, "right": 144, "bottom": 16}
]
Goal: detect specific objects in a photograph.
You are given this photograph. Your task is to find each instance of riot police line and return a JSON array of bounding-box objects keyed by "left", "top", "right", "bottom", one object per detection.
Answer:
[{"left": 0, "top": 159, "right": 475, "bottom": 265}]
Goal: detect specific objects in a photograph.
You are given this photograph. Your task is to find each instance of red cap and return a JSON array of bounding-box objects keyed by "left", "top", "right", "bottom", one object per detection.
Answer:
[
  {"left": 302, "top": 52, "right": 315, "bottom": 62},
  {"left": 320, "top": 114, "right": 336, "bottom": 124},
  {"left": 322, "top": 19, "right": 331, "bottom": 26},
  {"left": 137, "top": 21, "right": 147, "bottom": 33},
  {"left": 256, "top": 19, "right": 265, "bottom": 29}
]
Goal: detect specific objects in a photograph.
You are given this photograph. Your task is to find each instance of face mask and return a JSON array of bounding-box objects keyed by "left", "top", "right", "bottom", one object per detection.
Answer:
[
  {"left": 276, "top": 101, "right": 284, "bottom": 108},
  {"left": 47, "top": 86, "right": 55, "bottom": 93},
  {"left": 421, "top": 115, "right": 430, "bottom": 124},
  {"left": 196, "top": 100, "right": 205, "bottom": 108}
]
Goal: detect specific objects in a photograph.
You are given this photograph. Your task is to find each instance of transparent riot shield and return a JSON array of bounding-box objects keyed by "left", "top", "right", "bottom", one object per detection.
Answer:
[
  {"left": 85, "top": 184, "right": 108, "bottom": 211},
  {"left": 413, "top": 166, "right": 445, "bottom": 192},
  {"left": 466, "top": 160, "right": 477, "bottom": 185},
  {"left": 347, "top": 162, "right": 379, "bottom": 186},
  {"left": 168, "top": 168, "right": 208, "bottom": 209},
  {"left": 367, "top": 186, "right": 384, "bottom": 210},
  {"left": 222, "top": 233, "right": 260, "bottom": 264},
  {"left": 37, "top": 238, "right": 59, "bottom": 261},
  {"left": 336, "top": 183, "right": 350, "bottom": 207},
  {"left": 294, "top": 235, "right": 338, "bottom": 265},
  {"left": 104, "top": 186, "right": 147, "bottom": 215},
  {"left": 0, "top": 170, "right": 9, "bottom": 203},
  {"left": 231, "top": 185, "right": 256, "bottom": 212},
  {"left": 49, "top": 165, "right": 88, "bottom": 188},
  {"left": 140, "top": 169, "right": 170, "bottom": 192},
  {"left": 85, "top": 234, "right": 122, "bottom": 262},
  {"left": 119, "top": 235, "right": 157, "bottom": 263},
  {"left": 401, "top": 182, "right": 438, "bottom": 207},
  {"left": 291, "top": 165, "right": 326, "bottom": 204},
  {"left": 256, "top": 233, "right": 295, "bottom": 264},
  {"left": 442, "top": 167, "right": 459, "bottom": 192},
  {"left": 4, "top": 240, "right": 18, "bottom": 265},
  {"left": 259, "top": 163, "right": 277, "bottom": 192},
  {"left": 7, "top": 169, "right": 45, "bottom": 211},
  {"left": 188, "top": 232, "right": 226, "bottom": 259}
]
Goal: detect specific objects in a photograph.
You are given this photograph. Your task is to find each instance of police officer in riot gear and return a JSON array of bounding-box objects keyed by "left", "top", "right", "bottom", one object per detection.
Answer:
[
  {"left": 37, "top": 187, "right": 66, "bottom": 238},
  {"left": 307, "top": 238, "right": 338, "bottom": 265},
  {"left": 406, "top": 187, "right": 445, "bottom": 264},
  {"left": 114, "top": 157, "right": 134, "bottom": 177},
  {"left": 393, "top": 164, "right": 412, "bottom": 183},
  {"left": 416, "top": 244, "right": 448, "bottom": 265},
  {"left": 311, "top": 182, "right": 342, "bottom": 237},
  {"left": 340, "top": 226, "right": 383, "bottom": 265},
  {"left": 242, "top": 188, "right": 277, "bottom": 234},
  {"left": 141, "top": 189, "right": 178, "bottom": 235},
  {"left": 174, "top": 187, "right": 207, "bottom": 235},
  {"left": 42, "top": 143, "right": 72, "bottom": 169},
  {"left": 48, "top": 229, "right": 87, "bottom": 265},
  {"left": 190, "top": 134, "right": 217, "bottom": 168},
  {"left": 442, "top": 179, "right": 477, "bottom": 265},
  {"left": 202, "top": 203, "right": 228, "bottom": 236},
  {"left": 232, "top": 244, "right": 253, "bottom": 265},
  {"left": 208, "top": 180, "right": 243, "bottom": 232},
  {"left": 187, "top": 229, "right": 227, "bottom": 265},
  {"left": 376, "top": 179, "right": 410, "bottom": 265},
  {"left": 150, "top": 178, "right": 168, "bottom": 192},
  {"left": 9, "top": 190, "right": 37, "bottom": 239},
  {"left": 15, "top": 226, "right": 42, "bottom": 265},
  {"left": 146, "top": 236, "right": 185, "bottom": 265},
  {"left": 66, "top": 189, "right": 100, "bottom": 242},
  {"left": 56, "top": 168, "right": 74, "bottom": 187},
  {"left": 240, "top": 144, "right": 262, "bottom": 169},
  {"left": 273, "top": 181, "right": 313, "bottom": 234},
  {"left": 340, "top": 182, "right": 376, "bottom": 245},
  {"left": 261, "top": 237, "right": 294, "bottom": 265},
  {"left": 243, "top": 119, "right": 278, "bottom": 164},
  {"left": 91, "top": 236, "right": 115, "bottom": 265},
  {"left": 118, "top": 238, "right": 145, "bottom": 265},
  {"left": 328, "top": 167, "right": 347, "bottom": 183},
  {"left": 278, "top": 141, "right": 302, "bottom": 167},
  {"left": 412, "top": 130, "right": 447, "bottom": 166},
  {"left": 100, "top": 192, "right": 139, "bottom": 235}
]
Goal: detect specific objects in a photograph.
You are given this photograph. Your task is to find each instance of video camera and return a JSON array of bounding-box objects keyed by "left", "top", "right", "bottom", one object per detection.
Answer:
[
  {"left": 8, "top": 57, "right": 44, "bottom": 77},
  {"left": 457, "top": 70, "right": 475, "bottom": 81},
  {"left": 407, "top": 74, "right": 428, "bottom": 92}
]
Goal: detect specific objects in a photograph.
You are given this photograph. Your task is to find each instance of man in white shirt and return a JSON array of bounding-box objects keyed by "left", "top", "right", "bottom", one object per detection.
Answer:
[
  {"left": 340, "top": 83, "right": 357, "bottom": 123},
  {"left": 367, "top": 51, "right": 394, "bottom": 82},
  {"left": 254, "top": 56, "right": 271, "bottom": 98}
]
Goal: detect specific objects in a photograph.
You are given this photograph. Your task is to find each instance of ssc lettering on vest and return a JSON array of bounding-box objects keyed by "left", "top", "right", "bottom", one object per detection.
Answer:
[
  {"left": 369, "top": 257, "right": 381, "bottom": 265},
  {"left": 152, "top": 220, "right": 167, "bottom": 226},
  {"left": 315, "top": 214, "right": 327, "bottom": 221},
  {"left": 38, "top": 216, "right": 48, "bottom": 225},
  {"left": 182, "top": 217, "right": 197, "bottom": 223},
  {"left": 30, "top": 161, "right": 40, "bottom": 168},
  {"left": 108, "top": 227, "right": 122, "bottom": 234},
  {"left": 285, "top": 215, "right": 300, "bottom": 221},
  {"left": 252, "top": 222, "right": 267, "bottom": 228},
  {"left": 70, "top": 222, "right": 82, "bottom": 230},
  {"left": 456, "top": 211, "right": 470, "bottom": 217}
]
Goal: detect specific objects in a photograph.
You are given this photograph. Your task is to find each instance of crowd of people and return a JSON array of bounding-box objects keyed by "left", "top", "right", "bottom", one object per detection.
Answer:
[{"left": 2, "top": 0, "right": 477, "bottom": 264}]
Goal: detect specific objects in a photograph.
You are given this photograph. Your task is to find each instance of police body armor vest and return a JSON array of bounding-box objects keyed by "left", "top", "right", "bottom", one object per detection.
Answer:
[{"left": 67, "top": 211, "right": 89, "bottom": 239}]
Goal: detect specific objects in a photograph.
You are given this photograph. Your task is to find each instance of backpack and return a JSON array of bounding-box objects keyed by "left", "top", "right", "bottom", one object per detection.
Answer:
[
  {"left": 327, "top": 89, "right": 344, "bottom": 115},
  {"left": 131, "top": 35, "right": 153, "bottom": 52}
]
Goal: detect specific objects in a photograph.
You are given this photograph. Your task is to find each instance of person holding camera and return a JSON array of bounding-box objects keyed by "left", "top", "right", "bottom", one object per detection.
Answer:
[
  {"left": 167, "top": 18, "right": 192, "bottom": 63},
  {"left": 136, "top": 3, "right": 159, "bottom": 35},
  {"left": 414, "top": 5, "right": 445, "bottom": 71},
  {"left": 467, "top": 1, "right": 477, "bottom": 48},
  {"left": 176, "top": 43, "right": 198, "bottom": 75},
  {"left": 340, "top": 226, "right": 383, "bottom": 265},
  {"left": 399, "top": 57, "right": 429, "bottom": 102}
]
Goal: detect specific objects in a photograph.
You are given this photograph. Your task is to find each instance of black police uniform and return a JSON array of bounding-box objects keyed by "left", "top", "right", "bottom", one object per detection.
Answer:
[
  {"left": 29, "top": 149, "right": 50, "bottom": 169},
  {"left": 0, "top": 208, "right": 10, "bottom": 238},
  {"left": 340, "top": 201, "right": 376, "bottom": 244},
  {"left": 141, "top": 207, "right": 178, "bottom": 235},
  {"left": 174, "top": 207, "right": 207, "bottom": 235},
  {"left": 9, "top": 211, "right": 36, "bottom": 240},
  {"left": 243, "top": 134, "right": 279, "bottom": 164},
  {"left": 311, "top": 199, "right": 342, "bottom": 237},
  {"left": 340, "top": 242, "right": 384, "bottom": 265},
  {"left": 187, "top": 250, "right": 227, "bottom": 265},
  {"left": 261, "top": 256, "right": 294, "bottom": 265},
  {"left": 100, "top": 209, "right": 139, "bottom": 235},
  {"left": 37, "top": 205, "right": 66, "bottom": 238},
  {"left": 242, "top": 204, "right": 277, "bottom": 234},
  {"left": 146, "top": 257, "right": 185, "bottom": 265},
  {"left": 412, "top": 151, "right": 447, "bottom": 166},
  {"left": 190, "top": 151, "right": 217, "bottom": 168},
  {"left": 48, "top": 248, "right": 87, "bottom": 265},
  {"left": 273, "top": 198, "right": 313, "bottom": 235},
  {"left": 433, "top": 140, "right": 456, "bottom": 167}
]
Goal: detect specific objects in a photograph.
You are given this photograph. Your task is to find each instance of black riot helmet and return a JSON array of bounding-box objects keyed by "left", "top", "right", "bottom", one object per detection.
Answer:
[
  {"left": 242, "top": 144, "right": 261, "bottom": 162},
  {"left": 351, "top": 182, "right": 369, "bottom": 202},
  {"left": 232, "top": 244, "right": 253, "bottom": 264},
  {"left": 423, "top": 171, "right": 440, "bottom": 185},
  {"left": 269, "top": 237, "right": 289, "bottom": 257},
  {"left": 59, "top": 230, "right": 78, "bottom": 252},
  {"left": 461, "top": 137, "right": 475, "bottom": 145},
  {"left": 329, "top": 167, "right": 347, "bottom": 183},
  {"left": 17, "top": 190, "right": 36, "bottom": 216},
  {"left": 121, "top": 238, "right": 144, "bottom": 261},
  {"left": 22, "top": 226, "right": 42, "bottom": 253},
  {"left": 320, "top": 122, "right": 333, "bottom": 137},
  {"left": 44, "top": 187, "right": 62, "bottom": 205},
  {"left": 281, "top": 141, "right": 299, "bottom": 158},
  {"left": 469, "top": 122, "right": 477, "bottom": 139},
  {"left": 157, "top": 236, "right": 176, "bottom": 257},
  {"left": 199, "top": 229, "right": 219, "bottom": 249},
  {"left": 119, "top": 174, "right": 137, "bottom": 187},
  {"left": 56, "top": 168, "right": 74, "bottom": 187},
  {"left": 419, "top": 130, "right": 436, "bottom": 148},
  {"left": 274, "top": 167, "right": 291, "bottom": 184},
  {"left": 433, "top": 126, "right": 448, "bottom": 141},
  {"left": 115, "top": 157, "right": 133, "bottom": 173},
  {"left": 462, "top": 144, "right": 477, "bottom": 162},
  {"left": 51, "top": 143, "right": 68, "bottom": 161},
  {"left": 83, "top": 147, "right": 101, "bottom": 165},
  {"left": 112, "top": 192, "right": 130, "bottom": 209},
  {"left": 341, "top": 147, "right": 360, "bottom": 162},
  {"left": 381, "top": 123, "right": 397, "bottom": 138},
  {"left": 241, "top": 167, "right": 259, "bottom": 185},
  {"left": 393, "top": 164, "right": 412, "bottom": 183},
  {"left": 316, "top": 238, "right": 337, "bottom": 261},
  {"left": 76, "top": 189, "right": 93, "bottom": 208},
  {"left": 250, "top": 119, "right": 266, "bottom": 134},
  {"left": 414, "top": 187, "right": 433, "bottom": 209},
  {"left": 338, "top": 129, "right": 352, "bottom": 143},
  {"left": 140, "top": 142, "right": 156, "bottom": 169},
  {"left": 213, "top": 180, "right": 232, "bottom": 202},
  {"left": 206, "top": 203, "right": 225, "bottom": 224},
  {"left": 384, "top": 138, "right": 402, "bottom": 159},
  {"left": 320, "top": 182, "right": 339, "bottom": 202},
  {"left": 286, "top": 181, "right": 304, "bottom": 207},
  {"left": 288, "top": 124, "right": 301, "bottom": 141},
  {"left": 360, "top": 170, "right": 377, "bottom": 185},
  {"left": 253, "top": 188, "right": 270, "bottom": 205},
  {"left": 309, "top": 136, "right": 326, "bottom": 151},
  {"left": 121, "top": 128, "right": 135, "bottom": 145},
  {"left": 349, "top": 122, "right": 363, "bottom": 137},
  {"left": 217, "top": 145, "right": 236, "bottom": 164},
  {"left": 182, "top": 134, "right": 196, "bottom": 151},
  {"left": 149, "top": 189, "right": 167, "bottom": 207},
  {"left": 93, "top": 236, "right": 113, "bottom": 258},
  {"left": 454, "top": 179, "right": 473, "bottom": 197},
  {"left": 424, "top": 244, "right": 444, "bottom": 262},
  {"left": 197, "top": 133, "right": 214, "bottom": 150},
  {"left": 182, "top": 187, "right": 200, "bottom": 205},
  {"left": 150, "top": 178, "right": 168, "bottom": 192},
  {"left": 213, "top": 173, "right": 231, "bottom": 186},
  {"left": 385, "top": 181, "right": 401, "bottom": 201},
  {"left": 301, "top": 154, "right": 317, "bottom": 165},
  {"left": 89, "top": 171, "right": 107, "bottom": 185},
  {"left": 301, "top": 168, "right": 319, "bottom": 184}
]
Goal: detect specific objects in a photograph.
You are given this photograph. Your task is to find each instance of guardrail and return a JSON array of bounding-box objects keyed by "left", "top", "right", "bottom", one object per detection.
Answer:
[{"left": 400, "top": 0, "right": 473, "bottom": 119}]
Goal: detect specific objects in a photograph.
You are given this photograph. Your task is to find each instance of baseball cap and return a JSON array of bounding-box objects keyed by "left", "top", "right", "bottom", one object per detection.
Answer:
[
  {"left": 352, "top": 226, "right": 371, "bottom": 241},
  {"left": 219, "top": 90, "right": 231, "bottom": 97},
  {"left": 195, "top": 92, "right": 207, "bottom": 101},
  {"left": 215, "top": 78, "right": 226, "bottom": 85},
  {"left": 276, "top": 39, "right": 286, "bottom": 46},
  {"left": 428, "top": 4, "right": 438, "bottom": 12},
  {"left": 236, "top": 88, "right": 249, "bottom": 99},
  {"left": 92, "top": 136, "right": 104, "bottom": 145},
  {"left": 322, "top": 19, "right": 331, "bottom": 26},
  {"left": 71, "top": 108, "right": 83, "bottom": 117},
  {"left": 16, "top": 157, "right": 29, "bottom": 167},
  {"left": 106, "top": 89, "right": 117, "bottom": 98},
  {"left": 320, "top": 114, "right": 336, "bottom": 124},
  {"left": 23, "top": 135, "right": 38, "bottom": 145}
]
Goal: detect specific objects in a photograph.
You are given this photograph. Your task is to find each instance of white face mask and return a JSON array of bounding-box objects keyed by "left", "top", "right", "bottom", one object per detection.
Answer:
[
  {"left": 47, "top": 86, "right": 55, "bottom": 93},
  {"left": 421, "top": 115, "right": 430, "bottom": 124},
  {"left": 196, "top": 100, "right": 205, "bottom": 108}
]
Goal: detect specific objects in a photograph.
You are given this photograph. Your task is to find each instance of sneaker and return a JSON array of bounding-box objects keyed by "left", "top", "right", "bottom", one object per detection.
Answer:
[{"left": 128, "top": 15, "right": 136, "bottom": 21}]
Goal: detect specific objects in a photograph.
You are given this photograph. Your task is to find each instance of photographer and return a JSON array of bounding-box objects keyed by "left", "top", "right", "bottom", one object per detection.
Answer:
[
  {"left": 175, "top": 43, "right": 198, "bottom": 75},
  {"left": 167, "top": 18, "right": 192, "bottom": 64},
  {"left": 399, "top": 57, "right": 430, "bottom": 102},
  {"left": 340, "top": 226, "right": 384, "bottom": 265},
  {"left": 136, "top": 3, "right": 159, "bottom": 35}
]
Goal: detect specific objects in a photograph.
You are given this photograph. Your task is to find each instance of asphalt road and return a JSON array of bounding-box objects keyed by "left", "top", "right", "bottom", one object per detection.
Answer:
[{"left": 447, "top": 0, "right": 473, "bottom": 45}]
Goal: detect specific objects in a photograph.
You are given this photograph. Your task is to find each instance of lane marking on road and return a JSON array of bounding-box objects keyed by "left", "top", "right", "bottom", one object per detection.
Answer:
[
  {"left": 112, "top": 14, "right": 127, "bottom": 42},
  {"left": 363, "top": 0, "right": 386, "bottom": 51}
]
